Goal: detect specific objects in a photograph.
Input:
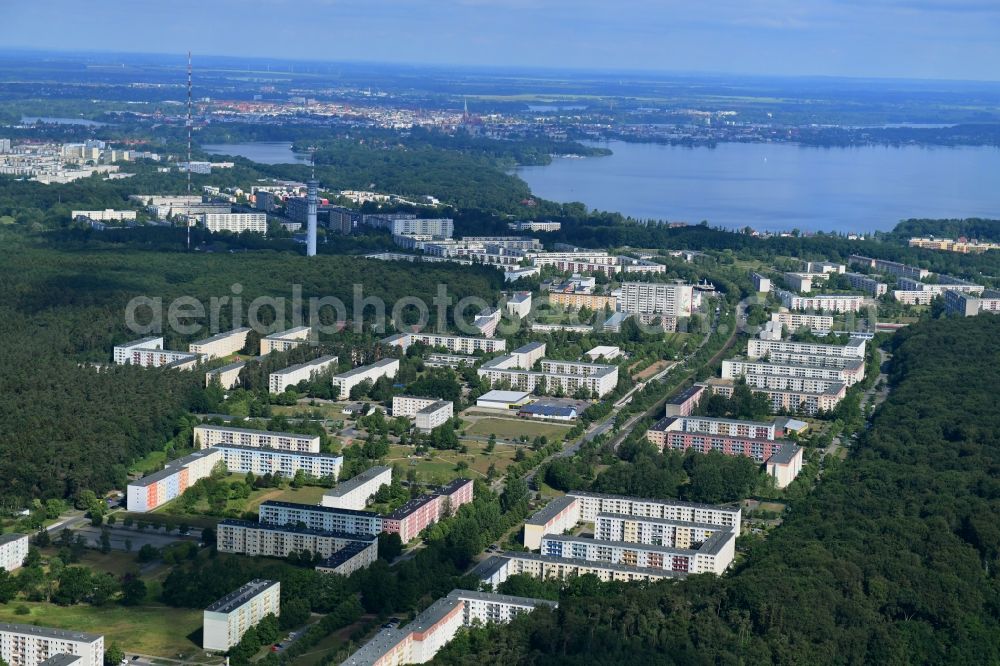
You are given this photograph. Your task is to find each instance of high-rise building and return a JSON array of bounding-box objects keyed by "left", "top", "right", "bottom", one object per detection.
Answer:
[
  {"left": 619, "top": 282, "right": 694, "bottom": 318},
  {"left": 306, "top": 177, "right": 318, "bottom": 257},
  {"left": 0, "top": 624, "right": 103, "bottom": 666},
  {"left": 203, "top": 580, "right": 281, "bottom": 652}
]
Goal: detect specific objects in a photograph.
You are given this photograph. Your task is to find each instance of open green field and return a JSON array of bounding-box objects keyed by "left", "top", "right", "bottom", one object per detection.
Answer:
[
  {"left": 0, "top": 602, "right": 213, "bottom": 660},
  {"left": 152, "top": 475, "right": 331, "bottom": 519},
  {"left": 386, "top": 439, "right": 519, "bottom": 485},
  {"left": 464, "top": 417, "right": 571, "bottom": 441}
]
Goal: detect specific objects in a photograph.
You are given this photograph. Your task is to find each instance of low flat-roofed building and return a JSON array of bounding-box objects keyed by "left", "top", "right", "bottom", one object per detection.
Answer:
[
  {"left": 203, "top": 579, "right": 280, "bottom": 652},
  {"left": 476, "top": 389, "right": 532, "bottom": 410},
  {"left": 517, "top": 402, "right": 578, "bottom": 421},
  {"left": 585, "top": 345, "right": 621, "bottom": 361},
  {"left": 321, "top": 466, "right": 392, "bottom": 511},
  {"left": 0, "top": 623, "right": 103, "bottom": 666}
]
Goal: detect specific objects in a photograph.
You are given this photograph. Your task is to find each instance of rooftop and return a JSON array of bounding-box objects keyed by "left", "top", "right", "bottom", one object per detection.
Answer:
[
  {"left": 206, "top": 359, "right": 249, "bottom": 374},
  {"left": 766, "top": 443, "right": 803, "bottom": 465},
  {"left": 447, "top": 588, "right": 558, "bottom": 609},
  {"left": 205, "top": 579, "right": 279, "bottom": 614},
  {"left": 315, "top": 540, "right": 376, "bottom": 570},
  {"left": 39, "top": 656, "right": 84, "bottom": 666},
  {"left": 477, "top": 389, "right": 531, "bottom": 403},
  {"left": 0, "top": 532, "right": 28, "bottom": 546},
  {"left": 260, "top": 500, "right": 380, "bottom": 520},
  {"left": 213, "top": 444, "right": 342, "bottom": 461},
  {"left": 271, "top": 354, "right": 338, "bottom": 376},
  {"left": 0, "top": 622, "right": 102, "bottom": 643},
  {"left": 116, "top": 335, "right": 162, "bottom": 349},
  {"left": 196, "top": 424, "right": 319, "bottom": 441},
  {"left": 219, "top": 519, "right": 377, "bottom": 543},
  {"left": 666, "top": 385, "right": 705, "bottom": 405},
  {"left": 333, "top": 358, "right": 399, "bottom": 379},
  {"left": 437, "top": 478, "right": 473, "bottom": 496},
  {"left": 518, "top": 404, "right": 577, "bottom": 418},
  {"left": 504, "top": 551, "right": 687, "bottom": 579},
  {"left": 568, "top": 490, "right": 740, "bottom": 514},
  {"left": 512, "top": 341, "right": 545, "bottom": 354},
  {"left": 385, "top": 493, "right": 440, "bottom": 520},
  {"left": 265, "top": 326, "right": 310, "bottom": 340},
  {"left": 468, "top": 555, "right": 510, "bottom": 581},
  {"left": 526, "top": 495, "right": 579, "bottom": 526},
  {"left": 325, "top": 466, "right": 392, "bottom": 498},
  {"left": 417, "top": 400, "right": 452, "bottom": 415},
  {"left": 130, "top": 449, "right": 221, "bottom": 487},
  {"left": 190, "top": 327, "right": 250, "bottom": 346},
  {"left": 339, "top": 628, "right": 407, "bottom": 666}
]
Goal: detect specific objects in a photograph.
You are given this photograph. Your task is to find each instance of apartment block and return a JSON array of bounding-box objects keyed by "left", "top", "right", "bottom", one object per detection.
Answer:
[
  {"left": 259, "top": 501, "right": 383, "bottom": 536},
  {"left": 508, "top": 220, "right": 561, "bottom": 232},
  {"left": 747, "top": 337, "right": 866, "bottom": 359},
  {"left": 498, "top": 552, "right": 682, "bottom": 584},
  {"left": 892, "top": 290, "right": 936, "bottom": 306},
  {"left": 619, "top": 282, "right": 694, "bottom": 318},
  {"left": 848, "top": 255, "right": 929, "bottom": 280},
  {"left": 944, "top": 289, "right": 1000, "bottom": 316},
  {"left": 216, "top": 519, "right": 377, "bottom": 561},
  {"left": 113, "top": 336, "right": 201, "bottom": 368},
  {"left": 0, "top": 534, "right": 29, "bottom": 572},
  {"left": 505, "top": 292, "right": 532, "bottom": 319},
  {"left": 331, "top": 358, "right": 400, "bottom": 400},
  {"left": 389, "top": 218, "right": 454, "bottom": 237},
  {"left": 595, "top": 513, "right": 723, "bottom": 549},
  {"left": 751, "top": 272, "right": 772, "bottom": 293},
  {"left": 193, "top": 425, "right": 319, "bottom": 453},
  {"left": 541, "top": 529, "right": 736, "bottom": 575},
  {"left": 269, "top": 355, "right": 338, "bottom": 393},
  {"left": 723, "top": 356, "right": 865, "bottom": 386},
  {"left": 477, "top": 356, "right": 619, "bottom": 398},
  {"left": 392, "top": 396, "right": 454, "bottom": 431},
  {"left": 205, "top": 359, "right": 247, "bottom": 389},
  {"left": 776, "top": 290, "right": 865, "bottom": 313},
  {"left": 523, "top": 495, "right": 581, "bottom": 550},
  {"left": 908, "top": 237, "right": 1000, "bottom": 253},
  {"left": 765, "top": 445, "right": 805, "bottom": 489},
  {"left": 382, "top": 494, "right": 443, "bottom": 543},
  {"left": 341, "top": 590, "right": 554, "bottom": 666},
  {"left": 783, "top": 272, "right": 819, "bottom": 293},
  {"left": 214, "top": 445, "right": 342, "bottom": 480},
  {"left": 770, "top": 311, "right": 834, "bottom": 331},
  {"left": 548, "top": 291, "right": 617, "bottom": 311},
  {"left": 436, "top": 478, "right": 475, "bottom": 517},
  {"left": 260, "top": 326, "right": 311, "bottom": 355},
  {"left": 568, "top": 491, "right": 741, "bottom": 529},
  {"left": 703, "top": 377, "right": 847, "bottom": 416},
  {"left": 203, "top": 579, "right": 280, "bottom": 652},
  {"left": 664, "top": 385, "right": 705, "bottom": 417},
  {"left": 126, "top": 449, "right": 223, "bottom": 513},
  {"left": 315, "top": 540, "right": 380, "bottom": 576},
  {"left": 845, "top": 272, "right": 888, "bottom": 297},
  {"left": 0, "top": 624, "right": 103, "bottom": 666},
  {"left": 321, "top": 466, "right": 392, "bottom": 511},
  {"left": 897, "top": 277, "right": 984, "bottom": 295},
  {"left": 381, "top": 332, "right": 506, "bottom": 354},
  {"left": 202, "top": 213, "right": 267, "bottom": 234},
  {"left": 70, "top": 209, "right": 136, "bottom": 222},
  {"left": 472, "top": 309, "right": 501, "bottom": 338},
  {"left": 188, "top": 327, "right": 250, "bottom": 360}
]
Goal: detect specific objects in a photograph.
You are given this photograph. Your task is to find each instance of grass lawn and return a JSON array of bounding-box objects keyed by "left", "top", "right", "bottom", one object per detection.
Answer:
[
  {"left": 464, "top": 417, "right": 571, "bottom": 442},
  {"left": 151, "top": 475, "right": 331, "bottom": 520},
  {"left": 0, "top": 602, "right": 213, "bottom": 660},
  {"left": 386, "top": 440, "right": 518, "bottom": 485}
]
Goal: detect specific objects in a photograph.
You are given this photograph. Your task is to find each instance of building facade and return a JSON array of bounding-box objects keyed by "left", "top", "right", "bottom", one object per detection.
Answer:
[
  {"left": 126, "top": 449, "right": 223, "bottom": 513},
  {"left": 321, "top": 466, "right": 392, "bottom": 511},
  {"left": 0, "top": 534, "right": 29, "bottom": 572},
  {"left": 381, "top": 332, "right": 506, "bottom": 354},
  {"left": 260, "top": 326, "right": 311, "bottom": 355},
  {"left": 269, "top": 355, "right": 339, "bottom": 393},
  {"left": 193, "top": 425, "right": 320, "bottom": 453},
  {"left": 203, "top": 580, "right": 281, "bottom": 652},
  {"left": 214, "top": 445, "right": 342, "bottom": 480},
  {"left": 201, "top": 213, "right": 267, "bottom": 234},
  {"left": 619, "top": 282, "right": 693, "bottom": 317},
  {"left": 331, "top": 359, "right": 400, "bottom": 400},
  {"left": 0, "top": 624, "right": 103, "bottom": 666},
  {"left": 188, "top": 328, "right": 250, "bottom": 360}
]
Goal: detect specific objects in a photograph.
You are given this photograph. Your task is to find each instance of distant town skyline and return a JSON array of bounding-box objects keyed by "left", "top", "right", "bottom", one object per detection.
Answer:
[{"left": 1, "top": 0, "right": 999, "bottom": 81}]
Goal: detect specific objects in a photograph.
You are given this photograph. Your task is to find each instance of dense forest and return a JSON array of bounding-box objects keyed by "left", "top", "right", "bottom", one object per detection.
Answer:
[
  {"left": 0, "top": 230, "right": 502, "bottom": 504},
  {"left": 888, "top": 217, "right": 1000, "bottom": 243},
  {"left": 434, "top": 315, "right": 1000, "bottom": 664}
]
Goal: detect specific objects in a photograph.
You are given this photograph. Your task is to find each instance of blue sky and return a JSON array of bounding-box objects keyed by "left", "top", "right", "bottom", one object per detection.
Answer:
[{"left": 2, "top": 0, "right": 999, "bottom": 80}]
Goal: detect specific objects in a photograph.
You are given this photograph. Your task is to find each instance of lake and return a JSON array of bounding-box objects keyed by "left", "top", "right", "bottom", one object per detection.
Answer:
[
  {"left": 517, "top": 140, "right": 1000, "bottom": 233},
  {"left": 202, "top": 142, "right": 308, "bottom": 164}
]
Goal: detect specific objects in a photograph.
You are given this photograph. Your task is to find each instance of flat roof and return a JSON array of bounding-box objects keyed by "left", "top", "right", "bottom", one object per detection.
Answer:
[
  {"left": 568, "top": 490, "right": 740, "bottom": 514},
  {"left": 219, "top": 519, "right": 377, "bottom": 543},
  {"left": 340, "top": 628, "right": 408, "bottom": 666},
  {"left": 206, "top": 359, "right": 248, "bottom": 374},
  {"left": 437, "top": 478, "right": 473, "bottom": 496},
  {"left": 385, "top": 493, "right": 440, "bottom": 520},
  {"left": 39, "top": 656, "right": 83, "bottom": 666},
  {"left": 477, "top": 389, "right": 531, "bottom": 403},
  {"left": 190, "top": 327, "right": 250, "bottom": 346},
  {"left": 260, "top": 500, "right": 380, "bottom": 520},
  {"left": 675, "top": 415, "right": 775, "bottom": 429},
  {"left": 316, "top": 540, "right": 375, "bottom": 569},
  {"left": 196, "top": 424, "right": 319, "bottom": 441},
  {"left": 404, "top": 595, "right": 463, "bottom": 635},
  {"left": 333, "top": 358, "right": 398, "bottom": 379},
  {"left": 116, "top": 335, "right": 162, "bottom": 348},
  {"left": 596, "top": 512, "right": 723, "bottom": 532},
  {"left": 0, "top": 532, "right": 28, "bottom": 546},
  {"left": 512, "top": 341, "right": 545, "bottom": 354},
  {"left": 417, "top": 400, "right": 452, "bottom": 415},
  {"left": 504, "top": 551, "right": 686, "bottom": 579},
  {"left": 130, "top": 449, "right": 221, "bottom": 487},
  {"left": 214, "top": 444, "right": 342, "bottom": 461},
  {"left": 666, "top": 385, "right": 705, "bottom": 405},
  {"left": 448, "top": 589, "right": 558, "bottom": 608},
  {"left": 205, "top": 579, "right": 279, "bottom": 614},
  {"left": 0, "top": 622, "right": 102, "bottom": 643},
  {"left": 526, "top": 495, "right": 578, "bottom": 526},
  {"left": 519, "top": 404, "right": 577, "bottom": 417},
  {"left": 325, "top": 466, "right": 392, "bottom": 498},
  {"left": 272, "top": 355, "right": 338, "bottom": 376},
  {"left": 265, "top": 326, "right": 310, "bottom": 340},
  {"left": 468, "top": 555, "right": 510, "bottom": 580},
  {"left": 766, "top": 443, "right": 802, "bottom": 465},
  {"left": 586, "top": 345, "right": 620, "bottom": 355}
]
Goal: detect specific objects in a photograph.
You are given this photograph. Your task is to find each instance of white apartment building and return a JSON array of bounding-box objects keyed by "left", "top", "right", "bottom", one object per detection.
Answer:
[
  {"left": 269, "top": 355, "right": 339, "bottom": 393},
  {"left": 215, "top": 445, "right": 342, "bottom": 480},
  {"left": 496, "top": 552, "right": 682, "bottom": 585},
  {"left": 259, "top": 501, "right": 383, "bottom": 536},
  {"left": 508, "top": 220, "right": 561, "bottom": 232},
  {"left": 381, "top": 332, "right": 506, "bottom": 354},
  {"left": 568, "top": 491, "right": 742, "bottom": 529},
  {"left": 667, "top": 415, "right": 776, "bottom": 440},
  {"left": 776, "top": 290, "right": 865, "bottom": 313},
  {"left": 505, "top": 292, "right": 532, "bottom": 319},
  {"left": 893, "top": 290, "right": 936, "bottom": 305},
  {"left": 541, "top": 530, "right": 735, "bottom": 575},
  {"left": 703, "top": 377, "right": 847, "bottom": 415},
  {"left": 390, "top": 218, "right": 454, "bottom": 237},
  {"left": 315, "top": 540, "right": 381, "bottom": 577},
  {"left": 0, "top": 534, "right": 29, "bottom": 572},
  {"left": 783, "top": 272, "right": 819, "bottom": 293},
  {"left": 70, "top": 209, "right": 136, "bottom": 222},
  {"left": 770, "top": 311, "right": 834, "bottom": 331},
  {"left": 848, "top": 255, "right": 929, "bottom": 280},
  {"left": 193, "top": 425, "right": 320, "bottom": 453},
  {"left": 321, "top": 466, "right": 392, "bottom": 510},
  {"left": 595, "top": 513, "right": 724, "bottom": 549},
  {"left": 528, "top": 251, "right": 621, "bottom": 276},
  {"left": 205, "top": 359, "right": 247, "bottom": 389},
  {"left": 472, "top": 309, "right": 501, "bottom": 338},
  {"left": 0, "top": 624, "right": 103, "bottom": 666},
  {"left": 510, "top": 341, "right": 546, "bottom": 368},
  {"left": 392, "top": 396, "right": 454, "bottom": 433},
  {"left": 203, "top": 580, "right": 280, "bottom": 652},
  {"left": 723, "top": 356, "right": 866, "bottom": 386},
  {"left": 751, "top": 272, "right": 772, "bottom": 293},
  {"left": 260, "top": 326, "right": 311, "bottom": 355},
  {"left": 477, "top": 356, "right": 619, "bottom": 398},
  {"left": 113, "top": 336, "right": 163, "bottom": 364},
  {"left": 331, "top": 358, "right": 399, "bottom": 399},
  {"left": 897, "top": 277, "right": 984, "bottom": 295},
  {"left": 619, "top": 282, "right": 694, "bottom": 317},
  {"left": 189, "top": 327, "right": 250, "bottom": 360},
  {"left": 804, "top": 261, "right": 846, "bottom": 274},
  {"left": 217, "top": 519, "right": 377, "bottom": 561},
  {"left": 112, "top": 336, "right": 202, "bottom": 368},
  {"left": 201, "top": 213, "right": 267, "bottom": 234},
  {"left": 748, "top": 337, "right": 866, "bottom": 359}
]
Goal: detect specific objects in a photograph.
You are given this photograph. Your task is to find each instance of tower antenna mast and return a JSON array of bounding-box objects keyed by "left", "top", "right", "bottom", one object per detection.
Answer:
[{"left": 186, "top": 51, "right": 193, "bottom": 250}]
